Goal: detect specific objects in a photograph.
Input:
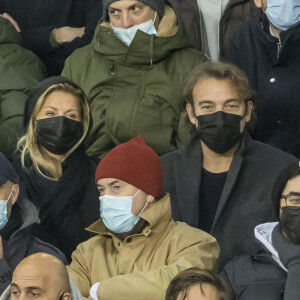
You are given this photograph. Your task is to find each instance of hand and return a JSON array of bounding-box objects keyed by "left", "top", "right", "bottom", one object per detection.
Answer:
[
  {"left": 89, "top": 282, "right": 100, "bottom": 300},
  {"left": 0, "top": 13, "right": 21, "bottom": 32},
  {"left": 53, "top": 26, "right": 85, "bottom": 44},
  {"left": 0, "top": 236, "right": 3, "bottom": 259},
  {"left": 272, "top": 224, "right": 300, "bottom": 268}
]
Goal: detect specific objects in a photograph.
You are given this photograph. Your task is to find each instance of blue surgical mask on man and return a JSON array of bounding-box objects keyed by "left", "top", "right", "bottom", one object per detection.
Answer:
[
  {"left": 265, "top": 0, "right": 300, "bottom": 31},
  {"left": 99, "top": 189, "right": 148, "bottom": 233},
  {"left": 112, "top": 12, "right": 157, "bottom": 46},
  {"left": 0, "top": 186, "right": 14, "bottom": 230}
]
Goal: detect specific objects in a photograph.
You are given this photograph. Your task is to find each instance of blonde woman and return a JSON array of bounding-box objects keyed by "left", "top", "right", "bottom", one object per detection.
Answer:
[{"left": 13, "top": 76, "right": 99, "bottom": 262}]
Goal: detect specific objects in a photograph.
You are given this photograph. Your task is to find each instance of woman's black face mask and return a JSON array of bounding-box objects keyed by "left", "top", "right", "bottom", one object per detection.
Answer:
[{"left": 36, "top": 116, "right": 83, "bottom": 155}]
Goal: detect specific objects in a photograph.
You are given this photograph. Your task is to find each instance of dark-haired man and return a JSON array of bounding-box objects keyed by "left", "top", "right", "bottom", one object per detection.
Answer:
[{"left": 161, "top": 62, "right": 297, "bottom": 268}]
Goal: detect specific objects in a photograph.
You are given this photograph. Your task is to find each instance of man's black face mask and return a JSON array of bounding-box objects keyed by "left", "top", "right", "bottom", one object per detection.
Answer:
[
  {"left": 196, "top": 111, "right": 243, "bottom": 153},
  {"left": 280, "top": 206, "right": 300, "bottom": 245}
]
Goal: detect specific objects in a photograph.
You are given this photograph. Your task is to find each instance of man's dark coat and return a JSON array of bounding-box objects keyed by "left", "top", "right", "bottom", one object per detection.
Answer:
[{"left": 161, "top": 133, "right": 297, "bottom": 268}]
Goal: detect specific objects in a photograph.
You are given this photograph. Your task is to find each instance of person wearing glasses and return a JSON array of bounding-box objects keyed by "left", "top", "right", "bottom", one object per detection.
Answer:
[{"left": 223, "top": 160, "right": 300, "bottom": 300}]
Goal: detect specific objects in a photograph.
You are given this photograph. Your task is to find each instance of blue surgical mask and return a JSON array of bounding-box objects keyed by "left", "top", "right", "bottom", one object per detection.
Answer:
[
  {"left": 99, "top": 189, "right": 148, "bottom": 233},
  {"left": 112, "top": 12, "right": 157, "bottom": 46},
  {"left": 0, "top": 186, "right": 14, "bottom": 230},
  {"left": 265, "top": 0, "right": 300, "bottom": 31}
]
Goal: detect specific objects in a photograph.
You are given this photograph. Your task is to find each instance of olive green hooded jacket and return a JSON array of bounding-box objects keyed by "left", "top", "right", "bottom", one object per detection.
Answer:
[
  {"left": 62, "top": 6, "right": 207, "bottom": 157},
  {"left": 0, "top": 17, "right": 46, "bottom": 160}
]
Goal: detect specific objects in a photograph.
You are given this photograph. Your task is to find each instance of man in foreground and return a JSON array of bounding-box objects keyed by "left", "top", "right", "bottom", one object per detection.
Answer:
[{"left": 68, "top": 136, "right": 219, "bottom": 300}]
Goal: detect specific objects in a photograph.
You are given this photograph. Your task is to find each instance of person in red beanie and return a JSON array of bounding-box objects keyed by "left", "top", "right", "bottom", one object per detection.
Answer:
[{"left": 67, "top": 136, "right": 219, "bottom": 300}]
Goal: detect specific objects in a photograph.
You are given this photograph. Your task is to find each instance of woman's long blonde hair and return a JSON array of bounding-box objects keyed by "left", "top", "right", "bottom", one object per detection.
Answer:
[{"left": 17, "top": 83, "right": 90, "bottom": 181}]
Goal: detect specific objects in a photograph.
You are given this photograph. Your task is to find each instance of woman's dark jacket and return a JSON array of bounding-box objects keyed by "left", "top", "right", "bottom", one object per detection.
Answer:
[
  {"left": 0, "top": 0, "right": 103, "bottom": 75},
  {"left": 161, "top": 133, "right": 297, "bottom": 269},
  {"left": 225, "top": 11, "right": 300, "bottom": 158},
  {"left": 13, "top": 77, "right": 100, "bottom": 262}
]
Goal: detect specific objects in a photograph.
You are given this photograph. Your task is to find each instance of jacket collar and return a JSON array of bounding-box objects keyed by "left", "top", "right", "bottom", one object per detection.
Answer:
[
  {"left": 177, "top": 132, "right": 251, "bottom": 232},
  {"left": 86, "top": 193, "right": 172, "bottom": 238},
  {"left": 1, "top": 198, "right": 39, "bottom": 271},
  {"left": 254, "top": 222, "right": 287, "bottom": 272},
  {"left": 92, "top": 5, "right": 191, "bottom": 65}
]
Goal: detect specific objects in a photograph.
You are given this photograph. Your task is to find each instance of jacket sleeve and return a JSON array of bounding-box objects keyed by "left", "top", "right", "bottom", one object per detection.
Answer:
[
  {"left": 97, "top": 236, "right": 219, "bottom": 300},
  {"left": 0, "top": 91, "right": 28, "bottom": 160},
  {"left": 0, "top": 258, "right": 13, "bottom": 295}
]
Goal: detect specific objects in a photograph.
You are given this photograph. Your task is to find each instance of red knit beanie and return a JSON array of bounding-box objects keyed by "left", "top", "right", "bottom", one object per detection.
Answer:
[{"left": 95, "top": 136, "right": 163, "bottom": 198}]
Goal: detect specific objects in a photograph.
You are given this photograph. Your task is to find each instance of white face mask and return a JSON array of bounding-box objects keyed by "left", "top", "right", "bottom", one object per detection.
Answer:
[
  {"left": 0, "top": 186, "right": 14, "bottom": 230},
  {"left": 99, "top": 189, "right": 148, "bottom": 233},
  {"left": 265, "top": 0, "right": 300, "bottom": 31},
  {"left": 111, "top": 12, "right": 157, "bottom": 46}
]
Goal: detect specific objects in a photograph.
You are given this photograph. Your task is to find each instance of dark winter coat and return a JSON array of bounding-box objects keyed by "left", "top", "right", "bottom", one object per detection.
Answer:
[
  {"left": 13, "top": 77, "right": 100, "bottom": 262},
  {"left": 225, "top": 12, "right": 300, "bottom": 158},
  {"left": 0, "top": 198, "right": 66, "bottom": 294},
  {"left": 220, "top": 0, "right": 258, "bottom": 60},
  {"left": 169, "top": 0, "right": 202, "bottom": 50},
  {"left": 161, "top": 133, "right": 297, "bottom": 268},
  {"left": 0, "top": 0, "right": 103, "bottom": 75},
  {"left": 223, "top": 222, "right": 300, "bottom": 300}
]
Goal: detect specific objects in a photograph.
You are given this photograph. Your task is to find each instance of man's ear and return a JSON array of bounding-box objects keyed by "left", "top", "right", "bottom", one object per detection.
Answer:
[
  {"left": 253, "top": 0, "right": 263, "bottom": 8},
  {"left": 186, "top": 103, "right": 197, "bottom": 126},
  {"left": 11, "top": 184, "right": 19, "bottom": 205},
  {"left": 146, "top": 195, "right": 155, "bottom": 204},
  {"left": 245, "top": 101, "right": 253, "bottom": 122},
  {"left": 62, "top": 292, "right": 71, "bottom": 300}
]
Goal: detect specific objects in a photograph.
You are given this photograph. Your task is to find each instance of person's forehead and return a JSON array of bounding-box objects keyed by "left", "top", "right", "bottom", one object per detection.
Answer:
[
  {"left": 12, "top": 269, "right": 47, "bottom": 291},
  {"left": 283, "top": 175, "right": 300, "bottom": 194},
  {"left": 97, "top": 177, "right": 131, "bottom": 187},
  {"left": 193, "top": 78, "right": 241, "bottom": 104},
  {"left": 41, "top": 91, "right": 80, "bottom": 111},
  {"left": 178, "top": 283, "right": 219, "bottom": 300},
  {"left": 109, "top": 0, "right": 145, "bottom": 9}
]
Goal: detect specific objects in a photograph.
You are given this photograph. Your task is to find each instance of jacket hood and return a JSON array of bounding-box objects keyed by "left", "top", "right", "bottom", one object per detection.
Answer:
[
  {"left": 0, "top": 17, "right": 22, "bottom": 46},
  {"left": 23, "top": 76, "right": 93, "bottom": 144},
  {"left": 255, "top": 222, "right": 287, "bottom": 272},
  {"left": 92, "top": 5, "right": 192, "bottom": 65},
  {"left": 0, "top": 281, "right": 81, "bottom": 300},
  {"left": 87, "top": 193, "right": 172, "bottom": 236}
]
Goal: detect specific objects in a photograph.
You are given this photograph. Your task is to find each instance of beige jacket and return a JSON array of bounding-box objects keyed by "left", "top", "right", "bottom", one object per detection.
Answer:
[{"left": 67, "top": 194, "right": 219, "bottom": 300}]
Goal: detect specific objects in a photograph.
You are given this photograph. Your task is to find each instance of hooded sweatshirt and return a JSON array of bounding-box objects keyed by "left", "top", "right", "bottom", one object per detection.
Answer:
[
  {"left": 13, "top": 76, "right": 100, "bottom": 262},
  {"left": 62, "top": 4, "right": 207, "bottom": 158}
]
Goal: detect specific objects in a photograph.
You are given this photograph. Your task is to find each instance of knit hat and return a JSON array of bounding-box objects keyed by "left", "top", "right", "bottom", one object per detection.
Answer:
[
  {"left": 103, "top": 0, "right": 165, "bottom": 21},
  {"left": 95, "top": 136, "right": 162, "bottom": 198}
]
